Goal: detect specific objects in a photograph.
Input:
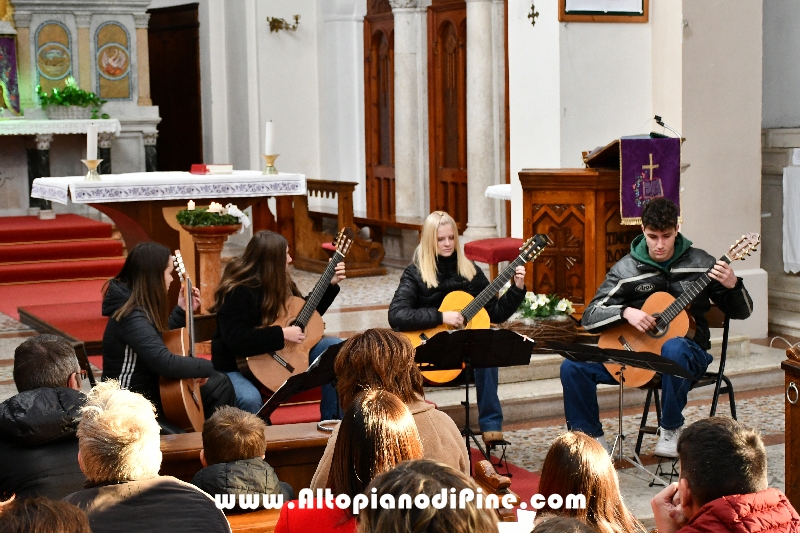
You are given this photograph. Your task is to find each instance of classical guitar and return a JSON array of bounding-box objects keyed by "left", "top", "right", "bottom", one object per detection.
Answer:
[
  {"left": 599, "top": 233, "right": 760, "bottom": 387},
  {"left": 161, "top": 251, "right": 205, "bottom": 432},
  {"left": 403, "top": 234, "right": 549, "bottom": 384},
  {"left": 239, "top": 228, "right": 354, "bottom": 393}
]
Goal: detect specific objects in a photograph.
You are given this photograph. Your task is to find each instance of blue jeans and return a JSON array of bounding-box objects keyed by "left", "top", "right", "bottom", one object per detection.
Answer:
[
  {"left": 226, "top": 336, "right": 344, "bottom": 419},
  {"left": 475, "top": 367, "right": 503, "bottom": 432},
  {"left": 560, "top": 337, "right": 712, "bottom": 436}
]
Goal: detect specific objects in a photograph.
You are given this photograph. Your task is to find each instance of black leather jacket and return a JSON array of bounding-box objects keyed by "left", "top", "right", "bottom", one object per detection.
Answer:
[
  {"left": 581, "top": 236, "right": 753, "bottom": 350},
  {"left": 388, "top": 253, "right": 526, "bottom": 331}
]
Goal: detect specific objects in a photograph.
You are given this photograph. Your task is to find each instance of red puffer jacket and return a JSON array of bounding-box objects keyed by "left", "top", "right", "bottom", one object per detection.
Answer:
[{"left": 681, "top": 488, "right": 800, "bottom": 533}]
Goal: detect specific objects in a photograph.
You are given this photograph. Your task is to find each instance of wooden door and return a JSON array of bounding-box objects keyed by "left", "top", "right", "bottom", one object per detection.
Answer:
[
  {"left": 147, "top": 3, "right": 203, "bottom": 172},
  {"left": 428, "top": 2, "right": 467, "bottom": 231},
  {"left": 364, "top": 1, "right": 395, "bottom": 219}
]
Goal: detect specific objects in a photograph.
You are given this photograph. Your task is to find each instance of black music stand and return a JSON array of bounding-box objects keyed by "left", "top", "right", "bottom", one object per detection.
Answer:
[
  {"left": 256, "top": 342, "right": 342, "bottom": 425},
  {"left": 415, "top": 328, "right": 535, "bottom": 471},
  {"left": 544, "top": 341, "right": 693, "bottom": 485}
]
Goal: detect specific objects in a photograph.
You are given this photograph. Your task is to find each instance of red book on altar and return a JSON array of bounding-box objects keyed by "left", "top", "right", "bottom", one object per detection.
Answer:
[{"left": 190, "top": 164, "right": 233, "bottom": 175}]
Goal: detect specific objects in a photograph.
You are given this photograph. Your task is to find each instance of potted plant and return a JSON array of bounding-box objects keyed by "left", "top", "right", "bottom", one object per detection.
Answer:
[
  {"left": 498, "top": 289, "right": 578, "bottom": 344},
  {"left": 36, "top": 77, "right": 109, "bottom": 120}
]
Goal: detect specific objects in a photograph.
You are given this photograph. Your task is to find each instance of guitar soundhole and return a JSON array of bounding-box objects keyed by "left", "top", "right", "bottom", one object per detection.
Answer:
[{"left": 646, "top": 316, "right": 669, "bottom": 338}]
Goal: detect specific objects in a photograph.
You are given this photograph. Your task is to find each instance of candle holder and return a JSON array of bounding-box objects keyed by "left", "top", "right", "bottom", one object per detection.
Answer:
[
  {"left": 81, "top": 159, "right": 103, "bottom": 181},
  {"left": 262, "top": 154, "right": 279, "bottom": 175}
]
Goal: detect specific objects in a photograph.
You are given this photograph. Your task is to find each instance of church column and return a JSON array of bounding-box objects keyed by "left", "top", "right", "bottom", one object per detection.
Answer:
[
  {"left": 390, "top": 0, "right": 428, "bottom": 219},
  {"left": 133, "top": 13, "right": 152, "bottom": 106},
  {"left": 12, "top": 11, "right": 34, "bottom": 110},
  {"left": 75, "top": 13, "right": 92, "bottom": 92},
  {"left": 463, "top": 0, "right": 498, "bottom": 240}
]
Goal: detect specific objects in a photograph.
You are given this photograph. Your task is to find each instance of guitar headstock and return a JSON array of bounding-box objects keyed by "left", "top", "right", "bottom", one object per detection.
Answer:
[
  {"left": 519, "top": 234, "right": 549, "bottom": 263},
  {"left": 726, "top": 233, "right": 760, "bottom": 262},
  {"left": 173, "top": 250, "right": 187, "bottom": 283},
  {"left": 333, "top": 228, "right": 355, "bottom": 258}
]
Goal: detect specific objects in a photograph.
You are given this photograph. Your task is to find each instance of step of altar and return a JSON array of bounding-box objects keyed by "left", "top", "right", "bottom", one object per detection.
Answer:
[
  {"left": 425, "top": 342, "right": 784, "bottom": 427},
  {"left": 767, "top": 308, "right": 800, "bottom": 338}
]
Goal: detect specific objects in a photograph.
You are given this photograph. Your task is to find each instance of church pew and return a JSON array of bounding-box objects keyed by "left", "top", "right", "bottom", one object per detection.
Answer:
[{"left": 159, "top": 421, "right": 330, "bottom": 495}]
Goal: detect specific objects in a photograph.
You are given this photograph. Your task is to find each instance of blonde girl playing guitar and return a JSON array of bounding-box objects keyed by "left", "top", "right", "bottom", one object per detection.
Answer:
[{"left": 388, "top": 211, "right": 526, "bottom": 444}]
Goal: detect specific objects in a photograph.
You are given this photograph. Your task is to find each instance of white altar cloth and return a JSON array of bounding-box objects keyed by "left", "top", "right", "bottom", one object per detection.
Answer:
[
  {"left": 0, "top": 118, "right": 122, "bottom": 137},
  {"left": 485, "top": 183, "right": 511, "bottom": 200},
  {"left": 31, "top": 171, "right": 306, "bottom": 205}
]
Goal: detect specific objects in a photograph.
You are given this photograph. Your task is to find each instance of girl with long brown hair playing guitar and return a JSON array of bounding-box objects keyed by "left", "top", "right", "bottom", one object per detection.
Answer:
[
  {"left": 388, "top": 211, "right": 527, "bottom": 444},
  {"left": 102, "top": 242, "right": 235, "bottom": 430},
  {"left": 211, "top": 230, "right": 345, "bottom": 417}
]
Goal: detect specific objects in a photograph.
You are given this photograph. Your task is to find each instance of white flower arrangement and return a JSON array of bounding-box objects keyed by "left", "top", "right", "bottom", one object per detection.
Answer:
[{"left": 512, "top": 290, "right": 575, "bottom": 321}]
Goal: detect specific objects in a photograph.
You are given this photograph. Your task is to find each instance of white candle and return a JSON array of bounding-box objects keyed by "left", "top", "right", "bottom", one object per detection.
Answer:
[
  {"left": 86, "top": 124, "right": 98, "bottom": 160},
  {"left": 187, "top": 200, "right": 195, "bottom": 211},
  {"left": 264, "top": 121, "right": 275, "bottom": 155}
]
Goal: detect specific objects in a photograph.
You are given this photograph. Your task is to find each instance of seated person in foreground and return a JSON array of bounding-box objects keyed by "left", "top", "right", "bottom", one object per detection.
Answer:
[
  {"left": 1, "top": 496, "right": 90, "bottom": 533},
  {"left": 0, "top": 335, "right": 86, "bottom": 500},
  {"left": 651, "top": 417, "right": 800, "bottom": 533},
  {"left": 63, "top": 381, "right": 232, "bottom": 533},
  {"left": 358, "top": 459, "right": 499, "bottom": 533},
  {"left": 565, "top": 198, "right": 752, "bottom": 456},
  {"left": 276, "top": 390, "right": 424, "bottom": 533},
  {"left": 538, "top": 432, "right": 645, "bottom": 533},
  {"left": 102, "top": 242, "right": 234, "bottom": 422},
  {"left": 192, "top": 405, "right": 294, "bottom": 509},
  {"left": 310, "top": 328, "right": 468, "bottom": 490},
  {"left": 534, "top": 517, "right": 598, "bottom": 533}
]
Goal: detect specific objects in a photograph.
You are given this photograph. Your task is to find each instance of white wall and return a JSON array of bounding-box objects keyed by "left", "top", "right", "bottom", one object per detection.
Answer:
[
  {"left": 559, "top": 22, "right": 652, "bottom": 168},
  {"left": 762, "top": 0, "right": 800, "bottom": 129},
  {"left": 508, "top": 0, "right": 560, "bottom": 237}
]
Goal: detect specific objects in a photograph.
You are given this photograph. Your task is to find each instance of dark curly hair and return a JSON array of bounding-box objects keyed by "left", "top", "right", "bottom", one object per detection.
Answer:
[{"left": 641, "top": 198, "right": 679, "bottom": 231}]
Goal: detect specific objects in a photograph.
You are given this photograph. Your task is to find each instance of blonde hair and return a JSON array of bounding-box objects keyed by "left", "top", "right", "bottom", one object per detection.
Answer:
[
  {"left": 77, "top": 380, "right": 162, "bottom": 484},
  {"left": 414, "top": 211, "right": 476, "bottom": 288}
]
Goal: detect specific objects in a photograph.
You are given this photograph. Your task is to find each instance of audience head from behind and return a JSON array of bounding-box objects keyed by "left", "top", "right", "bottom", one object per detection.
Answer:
[
  {"left": 200, "top": 405, "right": 267, "bottom": 467},
  {"left": 13, "top": 334, "right": 82, "bottom": 392},
  {"left": 533, "top": 516, "right": 597, "bottom": 533},
  {"left": 0, "top": 496, "right": 91, "bottom": 533},
  {"left": 328, "top": 389, "right": 424, "bottom": 500},
  {"left": 358, "top": 459, "right": 499, "bottom": 533},
  {"left": 334, "top": 328, "right": 425, "bottom": 410},
  {"left": 538, "top": 432, "right": 645, "bottom": 533},
  {"left": 76, "top": 380, "right": 161, "bottom": 484}
]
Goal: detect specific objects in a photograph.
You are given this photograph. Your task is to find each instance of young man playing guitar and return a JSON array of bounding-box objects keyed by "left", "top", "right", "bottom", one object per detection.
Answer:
[{"left": 562, "top": 198, "right": 753, "bottom": 457}]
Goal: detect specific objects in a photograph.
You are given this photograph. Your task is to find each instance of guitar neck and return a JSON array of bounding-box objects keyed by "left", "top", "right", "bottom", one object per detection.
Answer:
[
  {"left": 461, "top": 255, "right": 527, "bottom": 322},
  {"left": 658, "top": 254, "right": 732, "bottom": 325},
  {"left": 295, "top": 251, "right": 343, "bottom": 329},
  {"left": 185, "top": 278, "right": 195, "bottom": 357}
]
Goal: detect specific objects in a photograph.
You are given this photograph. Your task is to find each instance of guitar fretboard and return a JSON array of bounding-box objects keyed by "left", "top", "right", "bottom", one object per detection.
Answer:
[
  {"left": 461, "top": 256, "right": 528, "bottom": 322},
  {"left": 295, "top": 251, "right": 344, "bottom": 329},
  {"left": 656, "top": 254, "right": 731, "bottom": 327}
]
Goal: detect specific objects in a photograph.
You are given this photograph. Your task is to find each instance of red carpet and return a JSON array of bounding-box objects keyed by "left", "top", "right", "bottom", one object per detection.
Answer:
[
  {"left": 0, "top": 214, "right": 113, "bottom": 243},
  {"left": 0, "top": 215, "right": 125, "bottom": 284},
  {"left": 469, "top": 448, "right": 540, "bottom": 504},
  {"left": 0, "top": 279, "right": 106, "bottom": 320}
]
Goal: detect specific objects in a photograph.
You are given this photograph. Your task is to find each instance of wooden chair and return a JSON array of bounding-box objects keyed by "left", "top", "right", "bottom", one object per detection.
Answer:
[
  {"left": 473, "top": 459, "right": 520, "bottom": 522},
  {"left": 634, "top": 305, "right": 736, "bottom": 456}
]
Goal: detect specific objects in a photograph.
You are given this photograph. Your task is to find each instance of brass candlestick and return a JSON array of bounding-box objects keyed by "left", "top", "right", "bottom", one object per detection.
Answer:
[
  {"left": 262, "top": 154, "right": 279, "bottom": 175},
  {"left": 81, "top": 159, "right": 103, "bottom": 181}
]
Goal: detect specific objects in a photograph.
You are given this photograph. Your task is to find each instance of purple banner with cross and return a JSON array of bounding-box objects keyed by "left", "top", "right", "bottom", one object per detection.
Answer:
[
  {"left": 619, "top": 136, "right": 681, "bottom": 224},
  {"left": 0, "top": 36, "right": 20, "bottom": 115}
]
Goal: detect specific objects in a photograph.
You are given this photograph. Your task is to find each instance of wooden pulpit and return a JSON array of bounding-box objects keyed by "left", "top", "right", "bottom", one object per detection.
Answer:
[
  {"left": 784, "top": 357, "right": 800, "bottom": 508},
  {"left": 520, "top": 148, "right": 641, "bottom": 312}
]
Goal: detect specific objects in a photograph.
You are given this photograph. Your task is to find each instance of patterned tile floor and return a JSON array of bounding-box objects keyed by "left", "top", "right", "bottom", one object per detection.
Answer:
[{"left": 289, "top": 265, "right": 404, "bottom": 310}]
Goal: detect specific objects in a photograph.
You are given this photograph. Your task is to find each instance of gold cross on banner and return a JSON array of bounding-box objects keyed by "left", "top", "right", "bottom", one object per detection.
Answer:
[{"left": 642, "top": 153, "right": 659, "bottom": 180}]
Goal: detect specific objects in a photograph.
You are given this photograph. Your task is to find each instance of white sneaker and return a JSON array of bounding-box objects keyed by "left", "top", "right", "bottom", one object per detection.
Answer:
[
  {"left": 654, "top": 427, "right": 681, "bottom": 458},
  {"left": 596, "top": 435, "right": 612, "bottom": 455}
]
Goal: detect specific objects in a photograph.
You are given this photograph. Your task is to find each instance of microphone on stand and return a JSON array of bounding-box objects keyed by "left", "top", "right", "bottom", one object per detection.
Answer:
[{"left": 654, "top": 115, "right": 683, "bottom": 142}]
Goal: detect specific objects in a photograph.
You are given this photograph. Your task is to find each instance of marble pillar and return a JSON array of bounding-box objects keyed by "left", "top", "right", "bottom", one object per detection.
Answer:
[
  {"left": 463, "top": 0, "right": 498, "bottom": 240},
  {"left": 134, "top": 13, "right": 152, "bottom": 107},
  {"left": 98, "top": 132, "right": 113, "bottom": 175},
  {"left": 144, "top": 132, "right": 158, "bottom": 172},
  {"left": 75, "top": 13, "right": 92, "bottom": 92},
  {"left": 26, "top": 133, "right": 52, "bottom": 210},
  {"left": 12, "top": 12, "right": 33, "bottom": 110},
  {"left": 390, "top": 0, "right": 429, "bottom": 219}
]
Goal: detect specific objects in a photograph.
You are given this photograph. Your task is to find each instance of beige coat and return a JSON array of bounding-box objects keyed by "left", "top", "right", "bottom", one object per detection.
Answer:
[{"left": 309, "top": 398, "right": 469, "bottom": 490}]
